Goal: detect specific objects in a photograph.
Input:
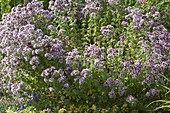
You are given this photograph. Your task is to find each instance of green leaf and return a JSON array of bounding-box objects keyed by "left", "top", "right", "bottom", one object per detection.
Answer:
[
  {"left": 154, "top": 105, "right": 170, "bottom": 111},
  {"left": 160, "top": 74, "right": 170, "bottom": 83},
  {"left": 146, "top": 100, "right": 170, "bottom": 108}
]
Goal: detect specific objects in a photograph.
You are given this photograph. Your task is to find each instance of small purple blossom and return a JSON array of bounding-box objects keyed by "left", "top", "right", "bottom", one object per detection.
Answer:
[
  {"left": 79, "top": 77, "right": 86, "bottom": 85},
  {"left": 104, "top": 77, "right": 113, "bottom": 86},
  {"left": 149, "top": 88, "right": 160, "bottom": 96},
  {"left": 80, "top": 68, "right": 90, "bottom": 77},
  {"left": 100, "top": 25, "right": 114, "bottom": 36},
  {"left": 113, "top": 79, "right": 121, "bottom": 86},
  {"left": 58, "top": 76, "right": 66, "bottom": 83},
  {"left": 70, "top": 70, "right": 80, "bottom": 76},
  {"left": 118, "top": 87, "right": 127, "bottom": 96},
  {"left": 108, "top": 89, "right": 115, "bottom": 98},
  {"left": 64, "top": 83, "right": 69, "bottom": 88},
  {"left": 121, "top": 21, "right": 129, "bottom": 26},
  {"left": 126, "top": 95, "right": 135, "bottom": 103},
  {"left": 107, "top": 48, "right": 119, "bottom": 57},
  {"left": 149, "top": 6, "right": 157, "bottom": 13}
]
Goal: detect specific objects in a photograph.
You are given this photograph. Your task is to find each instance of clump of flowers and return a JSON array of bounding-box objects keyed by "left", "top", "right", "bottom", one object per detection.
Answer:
[
  {"left": 0, "top": 0, "right": 169, "bottom": 112},
  {"left": 82, "top": 0, "right": 103, "bottom": 17},
  {"left": 0, "top": 0, "right": 64, "bottom": 101}
]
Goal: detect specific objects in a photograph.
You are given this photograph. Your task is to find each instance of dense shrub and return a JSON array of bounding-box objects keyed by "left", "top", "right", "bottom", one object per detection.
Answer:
[{"left": 0, "top": 0, "right": 169, "bottom": 112}]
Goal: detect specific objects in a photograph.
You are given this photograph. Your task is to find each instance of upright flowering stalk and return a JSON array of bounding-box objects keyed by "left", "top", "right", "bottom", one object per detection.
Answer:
[{"left": 121, "top": 6, "right": 170, "bottom": 101}]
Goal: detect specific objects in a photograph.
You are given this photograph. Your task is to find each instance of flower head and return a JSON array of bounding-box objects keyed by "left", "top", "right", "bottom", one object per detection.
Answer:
[{"left": 126, "top": 95, "right": 135, "bottom": 103}]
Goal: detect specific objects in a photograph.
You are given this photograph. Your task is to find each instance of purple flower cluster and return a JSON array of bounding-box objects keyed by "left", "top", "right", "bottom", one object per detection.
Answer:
[
  {"left": 41, "top": 67, "right": 66, "bottom": 90},
  {"left": 104, "top": 77, "right": 127, "bottom": 97},
  {"left": 123, "top": 6, "right": 169, "bottom": 85},
  {"left": 84, "top": 44, "right": 105, "bottom": 59},
  {"left": 118, "top": 86, "right": 127, "bottom": 96},
  {"left": 41, "top": 67, "right": 73, "bottom": 89},
  {"left": 82, "top": 0, "right": 103, "bottom": 17},
  {"left": 125, "top": 6, "right": 144, "bottom": 30},
  {"left": 70, "top": 70, "right": 80, "bottom": 76},
  {"left": 48, "top": 0, "right": 69, "bottom": 13},
  {"left": 72, "top": 68, "right": 92, "bottom": 85},
  {"left": 104, "top": 77, "right": 121, "bottom": 86},
  {"left": 116, "top": 36, "right": 126, "bottom": 46},
  {"left": 48, "top": 0, "right": 84, "bottom": 22},
  {"left": 114, "top": 6, "right": 170, "bottom": 102},
  {"left": 143, "top": 74, "right": 154, "bottom": 86},
  {"left": 0, "top": 0, "right": 63, "bottom": 69},
  {"left": 83, "top": 44, "right": 105, "bottom": 70},
  {"left": 146, "top": 88, "right": 160, "bottom": 97},
  {"left": 66, "top": 48, "right": 82, "bottom": 66},
  {"left": 121, "top": 21, "right": 129, "bottom": 27},
  {"left": 11, "top": 82, "right": 24, "bottom": 95},
  {"left": 108, "top": 0, "right": 119, "bottom": 6},
  {"left": 142, "top": 31, "right": 170, "bottom": 84},
  {"left": 124, "top": 6, "right": 165, "bottom": 31},
  {"left": 107, "top": 48, "right": 120, "bottom": 58},
  {"left": 142, "top": 11, "right": 169, "bottom": 85},
  {"left": 108, "top": 89, "right": 115, "bottom": 98},
  {"left": 120, "top": 58, "right": 134, "bottom": 78},
  {"left": 41, "top": 66, "right": 56, "bottom": 77},
  {"left": 126, "top": 95, "right": 135, "bottom": 103},
  {"left": 100, "top": 25, "right": 114, "bottom": 36},
  {"left": 131, "top": 60, "right": 143, "bottom": 78}
]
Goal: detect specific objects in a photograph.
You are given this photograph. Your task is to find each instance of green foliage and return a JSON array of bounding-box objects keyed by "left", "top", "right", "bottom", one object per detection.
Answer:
[
  {"left": 0, "top": 0, "right": 11, "bottom": 20},
  {"left": 147, "top": 75, "right": 170, "bottom": 112},
  {"left": 0, "top": 98, "right": 19, "bottom": 113}
]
